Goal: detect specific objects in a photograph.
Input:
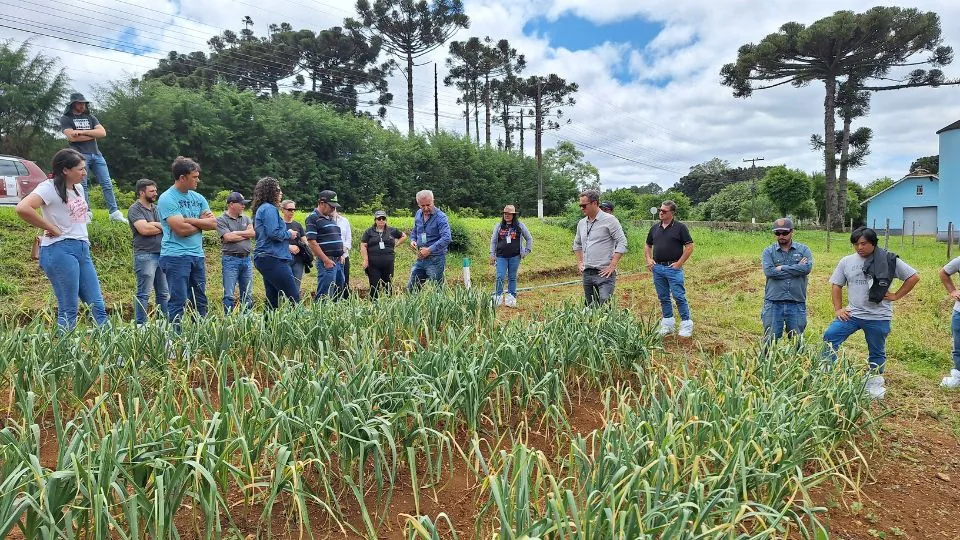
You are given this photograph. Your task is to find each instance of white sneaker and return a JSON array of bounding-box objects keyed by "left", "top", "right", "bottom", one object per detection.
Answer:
[
  {"left": 492, "top": 294, "right": 503, "bottom": 306},
  {"left": 109, "top": 210, "right": 128, "bottom": 223},
  {"left": 941, "top": 369, "right": 960, "bottom": 388},
  {"left": 864, "top": 375, "right": 886, "bottom": 399},
  {"left": 657, "top": 317, "right": 676, "bottom": 336},
  {"left": 678, "top": 319, "right": 694, "bottom": 338},
  {"left": 504, "top": 294, "right": 517, "bottom": 308}
]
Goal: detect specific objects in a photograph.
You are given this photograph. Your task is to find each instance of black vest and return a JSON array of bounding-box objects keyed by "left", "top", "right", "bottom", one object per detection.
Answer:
[{"left": 495, "top": 223, "right": 522, "bottom": 258}]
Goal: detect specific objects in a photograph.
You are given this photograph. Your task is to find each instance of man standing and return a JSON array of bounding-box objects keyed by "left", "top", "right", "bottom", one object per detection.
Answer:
[
  {"left": 939, "top": 255, "right": 960, "bottom": 388},
  {"left": 128, "top": 179, "right": 168, "bottom": 325},
  {"left": 59, "top": 93, "right": 126, "bottom": 223},
  {"left": 761, "top": 218, "right": 813, "bottom": 340},
  {"left": 305, "top": 190, "right": 345, "bottom": 300},
  {"left": 644, "top": 200, "right": 695, "bottom": 337},
  {"left": 216, "top": 192, "right": 255, "bottom": 313},
  {"left": 823, "top": 226, "right": 920, "bottom": 399},
  {"left": 280, "top": 199, "right": 310, "bottom": 294},
  {"left": 599, "top": 201, "right": 614, "bottom": 214},
  {"left": 407, "top": 190, "right": 452, "bottom": 291},
  {"left": 157, "top": 157, "right": 217, "bottom": 329},
  {"left": 334, "top": 208, "right": 353, "bottom": 298},
  {"left": 573, "top": 189, "right": 628, "bottom": 306}
]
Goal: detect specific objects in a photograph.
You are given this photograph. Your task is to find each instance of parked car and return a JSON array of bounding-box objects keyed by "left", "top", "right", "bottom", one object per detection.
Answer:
[{"left": 0, "top": 155, "right": 47, "bottom": 205}]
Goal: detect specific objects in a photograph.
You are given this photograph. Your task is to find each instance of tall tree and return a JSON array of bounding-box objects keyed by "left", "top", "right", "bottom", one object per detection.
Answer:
[
  {"left": 476, "top": 37, "right": 525, "bottom": 146},
  {"left": 761, "top": 166, "right": 811, "bottom": 217},
  {"left": 909, "top": 155, "right": 938, "bottom": 174},
  {"left": 544, "top": 141, "right": 599, "bottom": 192},
  {"left": 721, "top": 7, "right": 956, "bottom": 228},
  {"left": 444, "top": 38, "right": 483, "bottom": 144},
  {"left": 351, "top": 0, "right": 469, "bottom": 136},
  {"left": 0, "top": 40, "right": 68, "bottom": 157},
  {"left": 518, "top": 74, "right": 578, "bottom": 216}
]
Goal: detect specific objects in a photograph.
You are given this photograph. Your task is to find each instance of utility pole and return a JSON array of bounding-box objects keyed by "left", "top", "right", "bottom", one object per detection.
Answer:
[
  {"left": 434, "top": 63, "right": 439, "bottom": 135},
  {"left": 536, "top": 81, "right": 544, "bottom": 219},
  {"left": 744, "top": 157, "right": 764, "bottom": 223}
]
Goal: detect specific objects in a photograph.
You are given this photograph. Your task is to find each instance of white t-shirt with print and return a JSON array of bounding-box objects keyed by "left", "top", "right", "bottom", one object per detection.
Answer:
[
  {"left": 830, "top": 253, "right": 917, "bottom": 320},
  {"left": 32, "top": 180, "right": 89, "bottom": 247},
  {"left": 943, "top": 256, "right": 960, "bottom": 313}
]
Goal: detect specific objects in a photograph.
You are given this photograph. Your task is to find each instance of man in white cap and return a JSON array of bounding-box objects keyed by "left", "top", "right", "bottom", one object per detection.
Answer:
[
  {"left": 59, "top": 92, "right": 126, "bottom": 223},
  {"left": 761, "top": 217, "right": 813, "bottom": 340}
]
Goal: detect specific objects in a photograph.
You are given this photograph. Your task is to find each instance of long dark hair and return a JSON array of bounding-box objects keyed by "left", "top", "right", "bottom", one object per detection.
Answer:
[
  {"left": 51, "top": 148, "right": 85, "bottom": 204},
  {"left": 251, "top": 176, "right": 282, "bottom": 216},
  {"left": 500, "top": 213, "right": 521, "bottom": 231}
]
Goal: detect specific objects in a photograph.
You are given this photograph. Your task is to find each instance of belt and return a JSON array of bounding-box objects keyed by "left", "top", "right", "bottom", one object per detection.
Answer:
[
  {"left": 656, "top": 260, "right": 678, "bottom": 266},
  {"left": 223, "top": 253, "right": 249, "bottom": 259},
  {"left": 768, "top": 299, "right": 802, "bottom": 304}
]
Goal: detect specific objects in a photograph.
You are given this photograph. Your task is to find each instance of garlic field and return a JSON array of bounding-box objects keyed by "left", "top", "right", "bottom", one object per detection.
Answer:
[{"left": 0, "top": 289, "right": 874, "bottom": 539}]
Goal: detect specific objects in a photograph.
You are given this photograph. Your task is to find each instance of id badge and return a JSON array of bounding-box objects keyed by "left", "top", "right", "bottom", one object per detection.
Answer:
[
  {"left": 506, "top": 235, "right": 512, "bottom": 244},
  {"left": 378, "top": 241, "right": 385, "bottom": 250},
  {"left": 420, "top": 232, "right": 427, "bottom": 244}
]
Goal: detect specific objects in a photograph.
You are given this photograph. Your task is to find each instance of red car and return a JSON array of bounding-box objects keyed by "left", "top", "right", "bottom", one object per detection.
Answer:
[{"left": 0, "top": 155, "right": 48, "bottom": 205}]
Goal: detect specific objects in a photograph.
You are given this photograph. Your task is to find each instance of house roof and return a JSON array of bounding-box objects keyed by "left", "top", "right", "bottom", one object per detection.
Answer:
[
  {"left": 937, "top": 120, "right": 960, "bottom": 134},
  {"left": 860, "top": 173, "right": 938, "bottom": 206}
]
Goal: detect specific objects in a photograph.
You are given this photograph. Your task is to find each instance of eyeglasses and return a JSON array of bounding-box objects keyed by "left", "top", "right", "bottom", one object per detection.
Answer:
[
  {"left": 375, "top": 217, "right": 386, "bottom": 221},
  {"left": 283, "top": 207, "right": 295, "bottom": 211},
  {"left": 658, "top": 209, "right": 672, "bottom": 213},
  {"left": 774, "top": 230, "right": 792, "bottom": 236},
  {"left": 579, "top": 203, "right": 594, "bottom": 208}
]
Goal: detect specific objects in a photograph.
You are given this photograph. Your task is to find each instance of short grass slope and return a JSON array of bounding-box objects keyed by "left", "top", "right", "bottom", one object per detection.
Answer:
[{"left": 1, "top": 290, "right": 874, "bottom": 538}]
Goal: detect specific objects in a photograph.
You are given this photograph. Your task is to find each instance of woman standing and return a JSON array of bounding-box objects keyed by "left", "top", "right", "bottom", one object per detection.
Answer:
[
  {"left": 280, "top": 199, "right": 310, "bottom": 295},
  {"left": 252, "top": 177, "right": 301, "bottom": 309},
  {"left": 360, "top": 210, "right": 407, "bottom": 299},
  {"left": 489, "top": 204, "right": 533, "bottom": 307},
  {"left": 16, "top": 148, "right": 109, "bottom": 331}
]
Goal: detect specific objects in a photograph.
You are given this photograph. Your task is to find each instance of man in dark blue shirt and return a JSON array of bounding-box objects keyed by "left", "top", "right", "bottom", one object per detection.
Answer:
[
  {"left": 407, "top": 189, "right": 452, "bottom": 291},
  {"left": 761, "top": 218, "right": 813, "bottom": 340},
  {"left": 305, "top": 190, "right": 346, "bottom": 300}
]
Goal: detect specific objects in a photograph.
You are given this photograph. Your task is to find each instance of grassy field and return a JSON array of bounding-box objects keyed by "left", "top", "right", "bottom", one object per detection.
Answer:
[{"left": 2, "top": 207, "right": 960, "bottom": 537}]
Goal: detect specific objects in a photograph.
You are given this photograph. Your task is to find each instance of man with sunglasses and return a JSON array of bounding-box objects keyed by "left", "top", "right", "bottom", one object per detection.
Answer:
[
  {"left": 645, "top": 200, "right": 695, "bottom": 337},
  {"left": 761, "top": 218, "right": 813, "bottom": 341},
  {"left": 573, "top": 189, "right": 628, "bottom": 306}
]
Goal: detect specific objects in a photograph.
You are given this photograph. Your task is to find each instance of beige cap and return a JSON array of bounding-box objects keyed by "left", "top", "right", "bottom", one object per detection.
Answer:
[{"left": 502, "top": 204, "right": 517, "bottom": 214}]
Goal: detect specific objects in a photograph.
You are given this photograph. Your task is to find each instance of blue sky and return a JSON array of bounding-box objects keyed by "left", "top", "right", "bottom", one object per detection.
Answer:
[{"left": 522, "top": 13, "right": 664, "bottom": 83}]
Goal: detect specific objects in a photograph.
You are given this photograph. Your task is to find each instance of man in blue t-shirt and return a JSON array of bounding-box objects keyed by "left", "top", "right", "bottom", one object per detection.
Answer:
[
  {"left": 407, "top": 189, "right": 452, "bottom": 292},
  {"left": 157, "top": 157, "right": 217, "bottom": 329}
]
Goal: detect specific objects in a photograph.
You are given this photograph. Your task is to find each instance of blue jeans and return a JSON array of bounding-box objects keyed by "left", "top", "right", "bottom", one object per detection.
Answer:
[
  {"left": 495, "top": 256, "right": 521, "bottom": 296},
  {"left": 822, "top": 317, "right": 892, "bottom": 373},
  {"left": 407, "top": 255, "right": 446, "bottom": 292},
  {"left": 952, "top": 311, "right": 960, "bottom": 371},
  {"left": 290, "top": 260, "right": 305, "bottom": 294},
  {"left": 159, "top": 255, "right": 207, "bottom": 330},
  {"left": 80, "top": 152, "right": 119, "bottom": 214},
  {"left": 761, "top": 300, "right": 807, "bottom": 340},
  {"left": 314, "top": 261, "right": 345, "bottom": 300},
  {"left": 652, "top": 263, "right": 690, "bottom": 320},
  {"left": 256, "top": 256, "right": 300, "bottom": 309},
  {"left": 38, "top": 239, "right": 108, "bottom": 332},
  {"left": 221, "top": 255, "right": 253, "bottom": 313},
  {"left": 133, "top": 252, "right": 169, "bottom": 324}
]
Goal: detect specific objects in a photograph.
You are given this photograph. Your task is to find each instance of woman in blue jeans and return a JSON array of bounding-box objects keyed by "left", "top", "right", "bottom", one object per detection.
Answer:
[
  {"left": 252, "top": 177, "right": 301, "bottom": 309},
  {"left": 16, "top": 148, "right": 109, "bottom": 332},
  {"left": 488, "top": 205, "right": 533, "bottom": 307}
]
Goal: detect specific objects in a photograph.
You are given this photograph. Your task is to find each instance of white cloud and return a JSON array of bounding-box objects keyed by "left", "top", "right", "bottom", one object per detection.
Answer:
[{"left": 6, "top": 0, "right": 960, "bottom": 192}]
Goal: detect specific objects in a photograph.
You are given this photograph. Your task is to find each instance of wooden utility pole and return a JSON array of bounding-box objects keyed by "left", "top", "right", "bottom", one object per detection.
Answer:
[{"left": 744, "top": 157, "right": 764, "bottom": 223}]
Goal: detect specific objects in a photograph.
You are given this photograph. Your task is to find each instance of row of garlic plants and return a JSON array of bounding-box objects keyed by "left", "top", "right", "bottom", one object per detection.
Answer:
[{"left": 0, "top": 290, "right": 873, "bottom": 539}]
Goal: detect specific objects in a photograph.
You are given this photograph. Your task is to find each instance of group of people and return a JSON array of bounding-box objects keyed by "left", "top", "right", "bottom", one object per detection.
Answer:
[{"left": 14, "top": 128, "right": 960, "bottom": 398}]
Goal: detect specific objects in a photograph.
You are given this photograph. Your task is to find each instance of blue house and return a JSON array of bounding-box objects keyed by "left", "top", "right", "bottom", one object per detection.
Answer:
[{"left": 863, "top": 119, "right": 960, "bottom": 238}]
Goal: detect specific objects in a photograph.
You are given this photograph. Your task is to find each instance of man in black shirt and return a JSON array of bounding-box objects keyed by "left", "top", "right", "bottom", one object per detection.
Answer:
[
  {"left": 644, "top": 200, "right": 695, "bottom": 337},
  {"left": 59, "top": 93, "right": 126, "bottom": 223}
]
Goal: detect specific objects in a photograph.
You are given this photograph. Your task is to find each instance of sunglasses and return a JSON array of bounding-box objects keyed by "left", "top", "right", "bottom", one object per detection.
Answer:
[
  {"left": 774, "top": 230, "right": 792, "bottom": 236},
  {"left": 658, "top": 209, "right": 672, "bottom": 213},
  {"left": 375, "top": 217, "right": 386, "bottom": 221},
  {"left": 578, "top": 203, "right": 592, "bottom": 208},
  {"left": 283, "top": 207, "right": 295, "bottom": 211}
]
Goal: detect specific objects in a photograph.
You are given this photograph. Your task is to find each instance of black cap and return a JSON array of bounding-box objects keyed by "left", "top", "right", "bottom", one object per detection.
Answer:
[
  {"left": 318, "top": 190, "right": 341, "bottom": 209},
  {"left": 772, "top": 217, "right": 794, "bottom": 232},
  {"left": 65, "top": 93, "right": 90, "bottom": 114},
  {"left": 226, "top": 191, "right": 250, "bottom": 205},
  {"left": 599, "top": 201, "right": 614, "bottom": 211}
]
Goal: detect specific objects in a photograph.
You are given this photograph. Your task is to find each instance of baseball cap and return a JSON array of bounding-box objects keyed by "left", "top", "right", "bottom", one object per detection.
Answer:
[
  {"left": 318, "top": 190, "right": 341, "bottom": 209},
  {"left": 772, "top": 217, "right": 794, "bottom": 232},
  {"left": 226, "top": 192, "right": 250, "bottom": 205},
  {"left": 599, "top": 201, "right": 614, "bottom": 211},
  {"left": 373, "top": 210, "right": 387, "bottom": 218}
]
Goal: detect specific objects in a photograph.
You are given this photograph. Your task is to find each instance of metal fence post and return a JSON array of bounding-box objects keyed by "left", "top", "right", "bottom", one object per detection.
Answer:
[
  {"left": 950, "top": 222, "right": 954, "bottom": 260},
  {"left": 884, "top": 218, "right": 890, "bottom": 249},
  {"left": 912, "top": 221, "right": 916, "bottom": 247},
  {"left": 901, "top": 219, "right": 905, "bottom": 248},
  {"left": 826, "top": 213, "right": 831, "bottom": 253}
]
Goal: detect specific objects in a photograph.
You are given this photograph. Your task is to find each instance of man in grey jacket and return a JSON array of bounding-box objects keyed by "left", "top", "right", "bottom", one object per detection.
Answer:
[{"left": 573, "top": 189, "right": 628, "bottom": 306}]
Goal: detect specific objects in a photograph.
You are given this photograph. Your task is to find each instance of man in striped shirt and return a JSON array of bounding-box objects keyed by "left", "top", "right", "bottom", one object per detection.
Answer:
[{"left": 305, "top": 190, "right": 345, "bottom": 300}]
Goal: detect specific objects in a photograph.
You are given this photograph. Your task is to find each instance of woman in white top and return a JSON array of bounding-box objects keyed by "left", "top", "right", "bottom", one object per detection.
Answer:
[{"left": 16, "top": 148, "right": 108, "bottom": 332}]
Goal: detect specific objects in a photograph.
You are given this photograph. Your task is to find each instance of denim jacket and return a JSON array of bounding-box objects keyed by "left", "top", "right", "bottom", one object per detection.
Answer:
[{"left": 254, "top": 203, "right": 292, "bottom": 260}]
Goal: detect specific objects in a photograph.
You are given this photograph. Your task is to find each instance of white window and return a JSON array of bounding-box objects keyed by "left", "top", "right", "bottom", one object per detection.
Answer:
[{"left": 916, "top": 185, "right": 924, "bottom": 196}]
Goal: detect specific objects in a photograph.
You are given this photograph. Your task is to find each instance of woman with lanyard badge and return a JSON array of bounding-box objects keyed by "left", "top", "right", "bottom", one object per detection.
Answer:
[
  {"left": 489, "top": 204, "right": 533, "bottom": 307},
  {"left": 360, "top": 210, "right": 407, "bottom": 299}
]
